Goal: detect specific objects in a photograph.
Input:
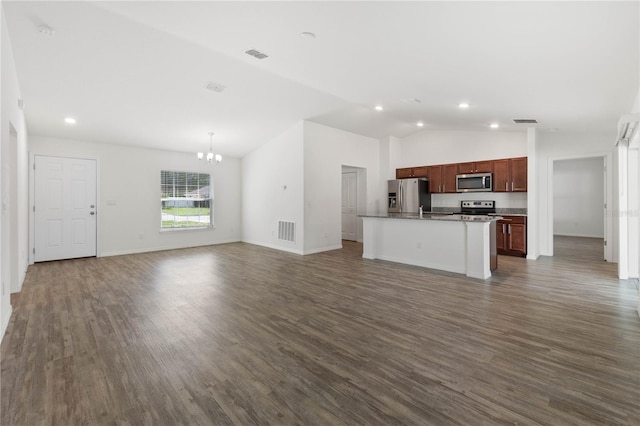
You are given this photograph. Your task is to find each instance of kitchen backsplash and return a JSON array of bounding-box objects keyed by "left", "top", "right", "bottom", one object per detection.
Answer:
[{"left": 431, "top": 192, "right": 527, "bottom": 209}]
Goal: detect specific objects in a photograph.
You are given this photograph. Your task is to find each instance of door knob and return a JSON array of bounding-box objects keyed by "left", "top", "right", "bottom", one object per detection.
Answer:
[
  {"left": 90, "top": 211, "right": 95, "bottom": 215},
  {"left": 90, "top": 204, "right": 95, "bottom": 208}
]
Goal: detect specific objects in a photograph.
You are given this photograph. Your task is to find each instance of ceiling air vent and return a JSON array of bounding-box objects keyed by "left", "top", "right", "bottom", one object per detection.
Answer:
[
  {"left": 513, "top": 119, "right": 538, "bottom": 124},
  {"left": 245, "top": 49, "right": 269, "bottom": 60}
]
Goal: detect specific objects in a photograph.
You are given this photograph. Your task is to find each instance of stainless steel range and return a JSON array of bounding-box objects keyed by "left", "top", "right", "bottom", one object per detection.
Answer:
[{"left": 460, "top": 200, "right": 496, "bottom": 215}]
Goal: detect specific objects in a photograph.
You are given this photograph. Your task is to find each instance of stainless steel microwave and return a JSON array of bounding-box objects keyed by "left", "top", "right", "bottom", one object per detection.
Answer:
[{"left": 456, "top": 173, "right": 492, "bottom": 192}]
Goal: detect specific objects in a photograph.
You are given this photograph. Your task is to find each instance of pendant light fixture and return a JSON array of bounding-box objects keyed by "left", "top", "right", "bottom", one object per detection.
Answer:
[{"left": 197, "top": 132, "right": 222, "bottom": 163}]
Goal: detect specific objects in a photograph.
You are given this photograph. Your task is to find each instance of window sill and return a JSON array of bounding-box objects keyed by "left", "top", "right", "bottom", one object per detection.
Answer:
[{"left": 160, "top": 226, "right": 214, "bottom": 233}]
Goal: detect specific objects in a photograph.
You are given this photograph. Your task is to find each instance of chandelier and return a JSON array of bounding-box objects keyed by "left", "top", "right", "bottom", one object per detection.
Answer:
[{"left": 197, "top": 132, "right": 222, "bottom": 163}]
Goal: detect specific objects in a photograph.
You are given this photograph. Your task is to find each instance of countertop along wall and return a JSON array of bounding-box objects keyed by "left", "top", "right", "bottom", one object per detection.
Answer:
[{"left": 29, "top": 136, "right": 242, "bottom": 258}]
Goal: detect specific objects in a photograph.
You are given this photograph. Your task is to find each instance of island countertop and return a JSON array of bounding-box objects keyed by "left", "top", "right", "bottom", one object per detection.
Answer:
[{"left": 359, "top": 212, "right": 502, "bottom": 222}]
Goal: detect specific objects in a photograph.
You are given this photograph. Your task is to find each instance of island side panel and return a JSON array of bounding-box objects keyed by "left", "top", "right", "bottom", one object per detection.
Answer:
[
  {"left": 465, "top": 221, "right": 492, "bottom": 279},
  {"left": 362, "top": 217, "right": 467, "bottom": 275}
]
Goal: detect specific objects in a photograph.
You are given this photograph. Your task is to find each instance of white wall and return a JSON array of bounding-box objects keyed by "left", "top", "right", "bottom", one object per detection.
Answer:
[
  {"left": 303, "top": 121, "right": 382, "bottom": 254},
  {"left": 29, "top": 136, "right": 242, "bottom": 257},
  {"left": 398, "top": 129, "right": 528, "bottom": 166},
  {"left": 1, "top": 10, "right": 30, "bottom": 340},
  {"left": 553, "top": 157, "right": 604, "bottom": 237},
  {"left": 241, "top": 122, "right": 304, "bottom": 253},
  {"left": 536, "top": 131, "right": 616, "bottom": 259}
]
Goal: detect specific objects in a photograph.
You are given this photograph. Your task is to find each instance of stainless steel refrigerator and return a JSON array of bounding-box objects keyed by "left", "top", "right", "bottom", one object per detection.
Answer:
[{"left": 387, "top": 178, "right": 431, "bottom": 213}]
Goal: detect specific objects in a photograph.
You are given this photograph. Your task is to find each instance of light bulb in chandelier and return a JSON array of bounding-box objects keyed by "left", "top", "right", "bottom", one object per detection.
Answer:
[{"left": 196, "top": 132, "right": 222, "bottom": 163}]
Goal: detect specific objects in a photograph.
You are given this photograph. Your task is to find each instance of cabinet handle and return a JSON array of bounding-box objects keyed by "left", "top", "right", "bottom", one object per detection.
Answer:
[
  {"left": 505, "top": 182, "right": 508, "bottom": 191},
  {"left": 511, "top": 182, "right": 514, "bottom": 191},
  {"left": 508, "top": 224, "right": 511, "bottom": 234},
  {"left": 502, "top": 224, "right": 506, "bottom": 233},
  {"left": 443, "top": 184, "right": 445, "bottom": 192}
]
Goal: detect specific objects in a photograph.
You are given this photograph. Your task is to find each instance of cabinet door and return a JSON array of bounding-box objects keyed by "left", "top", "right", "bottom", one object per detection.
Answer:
[
  {"left": 509, "top": 223, "right": 527, "bottom": 254},
  {"left": 426, "top": 166, "right": 443, "bottom": 193},
  {"left": 493, "top": 159, "right": 510, "bottom": 192},
  {"left": 442, "top": 164, "right": 458, "bottom": 193},
  {"left": 458, "top": 162, "right": 475, "bottom": 174},
  {"left": 511, "top": 157, "right": 528, "bottom": 192},
  {"left": 412, "top": 166, "right": 428, "bottom": 178},
  {"left": 474, "top": 160, "right": 494, "bottom": 173},
  {"left": 496, "top": 221, "right": 507, "bottom": 251},
  {"left": 396, "top": 168, "right": 412, "bottom": 179}
]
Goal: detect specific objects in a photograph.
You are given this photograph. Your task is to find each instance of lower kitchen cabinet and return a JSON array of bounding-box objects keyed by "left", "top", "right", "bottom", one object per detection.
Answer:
[{"left": 497, "top": 215, "right": 526, "bottom": 257}]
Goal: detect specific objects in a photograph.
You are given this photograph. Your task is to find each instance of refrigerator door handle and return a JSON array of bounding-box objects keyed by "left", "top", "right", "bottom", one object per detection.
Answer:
[{"left": 399, "top": 180, "right": 403, "bottom": 212}]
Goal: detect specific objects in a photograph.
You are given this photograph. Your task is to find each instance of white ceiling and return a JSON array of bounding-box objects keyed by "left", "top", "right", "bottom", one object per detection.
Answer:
[{"left": 3, "top": 1, "right": 639, "bottom": 157}]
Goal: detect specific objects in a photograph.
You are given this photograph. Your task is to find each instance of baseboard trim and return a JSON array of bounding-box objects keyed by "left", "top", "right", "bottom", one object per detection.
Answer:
[
  {"left": 554, "top": 233, "right": 605, "bottom": 239},
  {"left": 1, "top": 305, "right": 13, "bottom": 344},
  {"left": 303, "top": 244, "right": 343, "bottom": 255},
  {"left": 241, "top": 240, "right": 304, "bottom": 255},
  {"left": 99, "top": 238, "right": 241, "bottom": 257}
]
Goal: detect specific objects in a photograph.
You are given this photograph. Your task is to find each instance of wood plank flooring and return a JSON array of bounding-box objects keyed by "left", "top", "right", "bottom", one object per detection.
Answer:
[
  {"left": 1, "top": 241, "right": 639, "bottom": 425},
  {"left": 554, "top": 235, "right": 605, "bottom": 263}
]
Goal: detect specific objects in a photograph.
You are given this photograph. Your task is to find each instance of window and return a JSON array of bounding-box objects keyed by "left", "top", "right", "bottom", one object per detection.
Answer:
[{"left": 161, "top": 170, "right": 212, "bottom": 229}]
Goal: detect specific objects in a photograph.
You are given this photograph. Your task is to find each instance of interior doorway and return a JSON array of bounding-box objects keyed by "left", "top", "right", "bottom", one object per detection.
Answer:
[
  {"left": 551, "top": 155, "right": 611, "bottom": 262},
  {"left": 341, "top": 166, "right": 366, "bottom": 242}
]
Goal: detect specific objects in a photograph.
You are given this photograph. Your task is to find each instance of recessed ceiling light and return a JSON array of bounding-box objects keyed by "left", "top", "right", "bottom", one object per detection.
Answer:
[
  {"left": 489, "top": 123, "right": 499, "bottom": 129},
  {"left": 64, "top": 117, "right": 76, "bottom": 124},
  {"left": 417, "top": 121, "right": 424, "bottom": 127},
  {"left": 204, "top": 81, "right": 226, "bottom": 93},
  {"left": 458, "top": 102, "right": 470, "bottom": 109},
  {"left": 37, "top": 24, "right": 55, "bottom": 36},
  {"left": 374, "top": 105, "right": 383, "bottom": 111},
  {"left": 300, "top": 32, "right": 316, "bottom": 39}
]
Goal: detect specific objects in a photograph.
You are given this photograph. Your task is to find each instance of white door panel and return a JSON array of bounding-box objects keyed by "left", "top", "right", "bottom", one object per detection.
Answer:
[
  {"left": 35, "top": 156, "right": 97, "bottom": 262},
  {"left": 342, "top": 172, "right": 357, "bottom": 241}
]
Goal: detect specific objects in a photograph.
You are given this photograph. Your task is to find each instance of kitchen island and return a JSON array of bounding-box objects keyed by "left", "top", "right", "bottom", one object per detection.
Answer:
[{"left": 360, "top": 213, "right": 500, "bottom": 279}]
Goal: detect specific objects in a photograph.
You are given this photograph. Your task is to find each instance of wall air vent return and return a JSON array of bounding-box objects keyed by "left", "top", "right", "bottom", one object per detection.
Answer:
[
  {"left": 245, "top": 49, "right": 269, "bottom": 60},
  {"left": 513, "top": 119, "right": 538, "bottom": 124},
  {"left": 278, "top": 221, "right": 295, "bottom": 242}
]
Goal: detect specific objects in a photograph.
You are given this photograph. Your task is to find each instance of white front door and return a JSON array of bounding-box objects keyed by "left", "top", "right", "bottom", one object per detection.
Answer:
[
  {"left": 342, "top": 172, "right": 357, "bottom": 241},
  {"left": 34, "top": 156, "right": 97, "bottom": 262}
]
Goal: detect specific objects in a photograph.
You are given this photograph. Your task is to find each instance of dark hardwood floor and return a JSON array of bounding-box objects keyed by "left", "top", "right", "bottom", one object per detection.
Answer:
[
  {"left": 1, "top": 240, "right": 639, "bottom": 425},
  {"left": 554, "top": 235, "right": 606, "bottom": 263}
]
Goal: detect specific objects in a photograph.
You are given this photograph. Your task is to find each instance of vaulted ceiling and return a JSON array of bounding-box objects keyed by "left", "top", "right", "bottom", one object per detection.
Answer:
[{"left": 3, "top": 1, "right": 639, "bottom": 157}]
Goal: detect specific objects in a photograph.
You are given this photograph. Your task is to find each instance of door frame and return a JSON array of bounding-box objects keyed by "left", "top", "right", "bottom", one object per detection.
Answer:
[
  {"left": 341, "top": 171, "right": 358, "bottom": 241},
  {"left": 546, "top": 152, "right": 613, "bottom": 262},
  {"left": 341, "top": 165, "right": 367, "bottom": 242},
  {"left": 29, "top": 153, "right": 100, "bottom": 264}
]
